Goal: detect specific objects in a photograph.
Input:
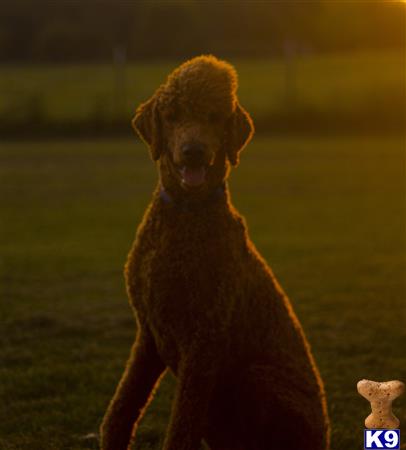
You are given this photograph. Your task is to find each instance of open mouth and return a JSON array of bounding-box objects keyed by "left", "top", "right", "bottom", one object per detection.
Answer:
[{"left": 179, "top": 166, "right": 207, "bottom": 188}]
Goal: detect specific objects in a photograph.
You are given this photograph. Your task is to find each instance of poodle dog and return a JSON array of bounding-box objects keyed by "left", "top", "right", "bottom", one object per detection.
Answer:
[{"left": 100, "top": 55, "right": 330, "bottom": 450}]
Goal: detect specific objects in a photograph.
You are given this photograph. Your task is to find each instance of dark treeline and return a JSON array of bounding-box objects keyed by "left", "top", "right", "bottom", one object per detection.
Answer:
[{"left": 1, "top": 0, "right": 404, "bottom": 62}]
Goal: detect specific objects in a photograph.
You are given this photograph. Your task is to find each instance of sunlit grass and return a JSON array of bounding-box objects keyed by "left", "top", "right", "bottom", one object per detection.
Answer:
[{"left": 1, "top": 135, "right": 405, "bottom": 449}]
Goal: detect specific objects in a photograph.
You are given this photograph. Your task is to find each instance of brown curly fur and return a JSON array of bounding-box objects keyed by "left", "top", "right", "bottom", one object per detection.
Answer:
[{"left": 100, "top": 55, "right": 330, "bottom": 450}]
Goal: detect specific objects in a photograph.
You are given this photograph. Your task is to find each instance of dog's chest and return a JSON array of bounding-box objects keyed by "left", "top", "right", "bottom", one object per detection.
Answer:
[
  {"left": 147, "top": 228, "right": 227, "bottom": 308},
  {"left": 131, "top": 218, "right": 237, "bottom": 340}
]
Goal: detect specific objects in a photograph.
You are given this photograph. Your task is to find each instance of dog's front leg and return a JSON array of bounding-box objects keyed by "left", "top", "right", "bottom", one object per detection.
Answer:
[
  {"left": 163, "top": 350, "right": 218, "bottom": 450},
  {"left": 100, "top": 326, "right": 166, "bottom": 450}
]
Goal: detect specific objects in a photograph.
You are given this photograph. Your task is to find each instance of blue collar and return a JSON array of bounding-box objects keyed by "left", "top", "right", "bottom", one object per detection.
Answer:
[{"left": 159, "top": 183, "right": 226, "bottom": 210}]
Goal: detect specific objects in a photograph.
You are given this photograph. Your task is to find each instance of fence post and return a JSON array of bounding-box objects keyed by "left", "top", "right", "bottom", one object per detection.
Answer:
[{"left": 113, "top": 45, "right": 127, "bottom": 120}]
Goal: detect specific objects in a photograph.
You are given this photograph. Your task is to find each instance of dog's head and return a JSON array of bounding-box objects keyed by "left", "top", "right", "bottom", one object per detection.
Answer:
[{"left": 133, "top": 55, "right": 254, "bottom": 194}]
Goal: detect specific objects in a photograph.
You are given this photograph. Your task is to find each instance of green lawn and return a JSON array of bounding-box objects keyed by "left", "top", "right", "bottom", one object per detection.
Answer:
[
  {"left": 0, "top": 50, "right": 403, "bottom": 130},
  {"left": 1, "top": 135, "right": 405, "bottom": 449}
]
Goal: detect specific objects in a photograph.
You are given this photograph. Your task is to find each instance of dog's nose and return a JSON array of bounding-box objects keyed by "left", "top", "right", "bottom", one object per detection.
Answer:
[{"left": 181, "top": 142, "right": 206, "bottom": 160}]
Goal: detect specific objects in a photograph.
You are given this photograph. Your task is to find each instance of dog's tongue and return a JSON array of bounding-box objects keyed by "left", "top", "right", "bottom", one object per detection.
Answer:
[{"left": 181, "top": 166, "right": 206, "bottom": 187}]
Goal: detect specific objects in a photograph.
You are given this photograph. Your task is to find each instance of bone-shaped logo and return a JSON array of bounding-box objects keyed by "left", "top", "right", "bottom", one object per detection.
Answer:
[{"left": 357, "top": 379, "right": 405, "bottom": 429}]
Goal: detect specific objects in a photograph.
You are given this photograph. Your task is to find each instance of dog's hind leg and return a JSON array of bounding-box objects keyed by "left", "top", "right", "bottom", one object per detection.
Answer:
[
  {"left": 238, "top": 363, "right": 330, "bottom": 450},
  {"left": 100, "top": 326, "right": 166, "bottom": 450}
]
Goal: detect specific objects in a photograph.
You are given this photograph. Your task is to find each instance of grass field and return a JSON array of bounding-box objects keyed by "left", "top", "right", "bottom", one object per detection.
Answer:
[
  {"left": 0, "top": 50, "right": 404, "bottom": 132},
  {"left": 1, "top": 134, "right": 405, "bottom": 449}
]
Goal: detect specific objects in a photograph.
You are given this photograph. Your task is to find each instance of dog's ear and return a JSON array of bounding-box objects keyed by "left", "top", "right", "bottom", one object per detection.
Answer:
[
  {"left": 224, "top": 102, "right": 254, "bottom": 166},
  {"left": 132, "top": 95, "right": 163, "bottom": 161}
]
